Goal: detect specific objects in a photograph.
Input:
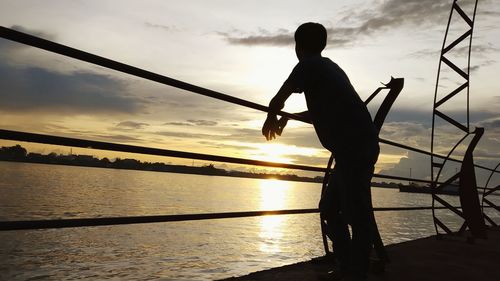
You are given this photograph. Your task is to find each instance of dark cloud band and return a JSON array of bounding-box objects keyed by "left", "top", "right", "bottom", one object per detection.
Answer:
[
  {"left": 218, "top": 0, "right": 493, "bottom": 49},
  {"left": 0, "top": 63, "right": 145, "bottom": 114}
]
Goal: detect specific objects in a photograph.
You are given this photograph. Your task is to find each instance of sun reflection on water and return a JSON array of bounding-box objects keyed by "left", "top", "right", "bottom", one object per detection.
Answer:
[{"left": 258, "top": 179, "right": 290, "bottom": 253}]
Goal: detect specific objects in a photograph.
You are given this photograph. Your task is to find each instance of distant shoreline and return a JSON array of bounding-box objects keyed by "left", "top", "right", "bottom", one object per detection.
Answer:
[
  {"left": 1, "top": 159, "right": 412, "bottom": 190},
  {"left": 0, "top": 144, "right": 407, "bottom": 188},
  {"left": 0, "top": 158, "right": 325, "bottom": 183},
  {"left": 0, "top": 144, "right": 324, "bottom": 184}
]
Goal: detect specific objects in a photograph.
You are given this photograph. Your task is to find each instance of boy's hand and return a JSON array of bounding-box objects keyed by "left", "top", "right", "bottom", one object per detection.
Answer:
[
  {"left": 262, "top": 114, "right": 278, "bottom": 141},
  {"left": 262, "top": 115, "right": 289, "bottom": 141},
  {"left": 276, "top": 116, "right": 289, "bottom": 136}
]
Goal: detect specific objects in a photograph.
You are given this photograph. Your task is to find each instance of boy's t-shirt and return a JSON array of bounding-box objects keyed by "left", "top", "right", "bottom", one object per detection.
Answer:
[{"left": 286, "top": 55, "right": 377, "bottom": 154}]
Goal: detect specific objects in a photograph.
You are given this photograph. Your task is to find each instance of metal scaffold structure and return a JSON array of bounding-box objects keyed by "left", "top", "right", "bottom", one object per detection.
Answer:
[{"left": 430, "top": 0, "right": 489, "bottom": 239}]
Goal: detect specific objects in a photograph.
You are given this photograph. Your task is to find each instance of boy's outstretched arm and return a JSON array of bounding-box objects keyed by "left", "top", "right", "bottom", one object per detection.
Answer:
[
  {"left": 262, "top": 81, "right": 295, "bottom": 141},
  {"left": 294, "top": 111, "right": 311, "bottom": 122}
]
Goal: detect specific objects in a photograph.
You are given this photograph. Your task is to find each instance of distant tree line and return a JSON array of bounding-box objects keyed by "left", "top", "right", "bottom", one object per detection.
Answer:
[{"left": 0, "top": 144, "right": 326, "bottom": 183}]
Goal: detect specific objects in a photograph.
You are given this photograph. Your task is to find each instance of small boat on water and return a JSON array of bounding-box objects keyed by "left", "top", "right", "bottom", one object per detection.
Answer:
[{"left": 399, "top": 183, "right": 459, "bottom": 196}]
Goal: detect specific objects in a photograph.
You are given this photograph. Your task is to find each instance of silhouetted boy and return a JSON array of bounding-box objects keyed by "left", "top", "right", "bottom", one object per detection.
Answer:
[{"left": 262, "top": 22, "right": 379, "bottom": 281}]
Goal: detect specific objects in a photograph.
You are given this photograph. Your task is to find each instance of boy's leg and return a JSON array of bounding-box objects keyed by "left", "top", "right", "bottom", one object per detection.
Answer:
[
  {"left": 328, "top": 212, "right": 351, "bottom": 274},
  {"left": 323, "top": 170, "right": 351, "bottom": 274},
  {"left": 337, "top": 163, "right": 373, "bottom": 280},
  {"left": 337, "top": 142, "right": 379, "bottom": 280},
  {"left": 348, "top": 186, "right": 373, "bottom": 279}
]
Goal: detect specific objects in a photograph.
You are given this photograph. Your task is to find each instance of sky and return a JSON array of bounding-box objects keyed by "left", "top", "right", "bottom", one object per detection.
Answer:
[{"left": 0, "top": 0, "right": 499, "bottom": 183}]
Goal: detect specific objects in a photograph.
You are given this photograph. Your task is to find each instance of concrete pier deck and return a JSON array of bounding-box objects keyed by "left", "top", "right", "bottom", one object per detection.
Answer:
[{"left": 220, "top": 227, "right": 500, "bottom": 281}]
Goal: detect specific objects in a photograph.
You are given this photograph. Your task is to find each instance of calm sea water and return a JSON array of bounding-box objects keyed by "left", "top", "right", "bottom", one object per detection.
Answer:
[{"left": 0, "top": 162, "right": 498, "bottom": 280}]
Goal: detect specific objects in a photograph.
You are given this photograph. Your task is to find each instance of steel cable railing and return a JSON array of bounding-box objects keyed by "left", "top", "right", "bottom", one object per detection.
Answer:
[
  {"left": 2, "top": 128, "right": 496, "bottom": 190},
  {"left": 0, "top": 26, "right": 497, "bottom": 174},
  {"left": 2, "top": 206, "right": 487, "bottom": 231},
  {"left": 0, "top": 129, "right": 325, "bottom": 172},
  {"left": 0, "top": 25, "right": 498, "bottom": 232}
]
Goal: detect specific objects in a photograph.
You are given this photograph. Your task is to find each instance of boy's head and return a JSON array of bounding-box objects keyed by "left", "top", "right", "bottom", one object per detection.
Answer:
[{"left": 294, "top": 22, "right": 327, "bottom": 60}]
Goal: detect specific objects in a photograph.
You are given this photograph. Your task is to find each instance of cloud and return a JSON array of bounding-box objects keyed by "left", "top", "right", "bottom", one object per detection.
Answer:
[
  {"left": 0, "top": 25, "right": 150, "bottom": 115},
  {"left": 467, "top": 59, "right": 497, "bottom": 73},
  {"left": 155, "top": 130, "right": 225, "bottom": 140},
  {"left": 187, "top": 119, "right": 218, "bottom": 126},
  {"left": 378, "top": 121, "right": 431, "bottom": 151},
  {"left": 377, "top": 147, "right": 486, "bottom": 184},
  {"left": 116, "top": 121, "right": 150, "bottom": 129},
  {"left": 478, "top": 10, "right": 500, "bottom": 17},
  {"left": 409, "top": 45, "right": 498, "bottom": 74},
  {"left": 153, "top": 126, "right": 325, "bottom": 161},
  {"left": 286, "top": 153, "right": 331, "bottom": 167},
  {"left": 473, "top": 147, "right": 500, "bottom": 159},
  {"left": 476, "top": 116, "right": 500, "bottom": 129},
  {"left": 90, "top": 133, "right": 144, "bottom": 143},
  {"left": 163, "top": 122, "right": 194, "bottom": 126},
  {"left": 378, "top": 150, "right": 432, "bottom": 181},
  {"left": 163, "top": 119, "right": 218, "bottom": 127},
  {"left": 155, "top": 109, "right": 496, "bottom": 171},
  {"left": 144, "top": 22, "right": 180, "bottom": 32},
  {"left": 407, "top": 49, "right": 440, "bottom": 59},
  {"left": 0, "top": 63, "right": 146, "bottom": 115},
  {"left": 218, "top": 0, "right": 494, "bottom": 49},
  {"left": 196, "top": 138, "right": 328, "bottom": 166},
  {"left": 217, "top": 27, "right": 354, "bottom": 49},
  {"left": 351, "top": 0, "right": 452, "bottom": 30},
  {"left": 217, "top": 0, "right": 447, "bottom": 48},
  {"left": 494, "top": 96, "right": 500, "bottom": 105},
  {"left": 0, "top": 25, "right": 58, "bottom": 65},
  {"left": 381, "top": 109, "right": 432, "bottom": 125},
  {"left": 9, "top": 25, "right": 53, "bottom": 37},
  {"left": 379, "top": 107, "right": 497, "bottom": 129},
  {"left": 219, "top": 31, "right": 294, "bottom": 46},
  {"left": 155, "top": 127, "right": 265, "bottom": 144},
  {"left": 454, "top": 44, "right": 500, "bottom": 56}
]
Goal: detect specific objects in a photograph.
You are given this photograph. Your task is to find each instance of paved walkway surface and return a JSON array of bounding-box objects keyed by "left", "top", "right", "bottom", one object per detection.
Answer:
[{"left": 219, "top": 227, "right": 500, "bottom": 281}]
